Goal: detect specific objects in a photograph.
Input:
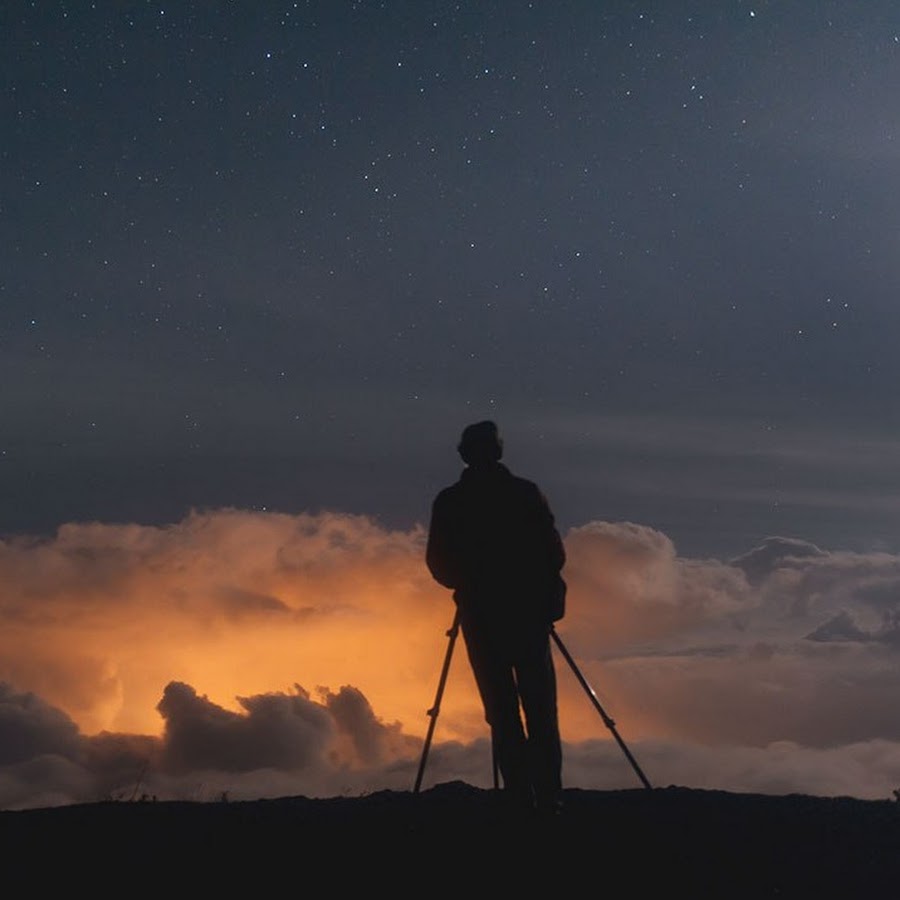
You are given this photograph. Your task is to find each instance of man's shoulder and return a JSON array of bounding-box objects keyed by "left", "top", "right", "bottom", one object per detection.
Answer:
[
  {"left": 431, "top": 480, "right": 463, "bottom": 506},
  {"left": 432, "top": 465, "right": 544, "bottom": 502},
  {"left": 506, "top": 471, "right": 546, "bottom": 499},
  {"left": 508, "top": 471, "right": 540, "bottom": 489}
]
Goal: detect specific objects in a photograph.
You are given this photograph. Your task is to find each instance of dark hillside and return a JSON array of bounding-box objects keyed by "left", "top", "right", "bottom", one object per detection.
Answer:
[{"left": 4, "top": 782, "right": 898, "bottom": 896}]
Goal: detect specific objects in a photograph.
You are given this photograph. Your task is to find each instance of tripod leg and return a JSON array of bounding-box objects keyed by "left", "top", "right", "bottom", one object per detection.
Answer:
[
  {"left": 550, "top": 626, "right": 653, "bottom": 790},
  {"left": 491, "top": 731, "right": 499, "bottom": 790},
  {"left": 413, "top": 610, "right": 461, "bottom": 793}
]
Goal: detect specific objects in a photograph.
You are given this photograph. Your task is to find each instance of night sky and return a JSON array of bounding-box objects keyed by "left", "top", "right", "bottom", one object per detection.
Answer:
[
  {"left": 6, "top": 0, "right": 900, "bottom": 557},
  {"left": 4, "top": 2, "right": 900, "bottom": 810}
]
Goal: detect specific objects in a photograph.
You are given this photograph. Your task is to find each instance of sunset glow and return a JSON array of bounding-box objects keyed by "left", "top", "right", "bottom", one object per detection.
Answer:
[{"left": 5, "top": 508, "right": 900, "bottom": 809}]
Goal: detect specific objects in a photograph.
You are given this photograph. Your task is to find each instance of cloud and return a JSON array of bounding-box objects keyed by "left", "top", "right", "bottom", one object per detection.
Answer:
[
  {"left": 0, "top": 678, "right": 423, "bottom": 809},
  {"left": 0, "top": 509, "right": 458, "bottom": 738},
  {"left": 730, "top": 536, "right": 828, "bottom": 584},
  {"left": 560, "top": 520, "right": 751, "bottom": 654},
  {"left": 154, "top": 679, "right": 419, "bottom": 778},
  {"left": 157, "top": 681, "right": 334, "bottom": 774},
  {"left": 0, "top": 683, "right": 81, "bottom": 765},
  {"left": 4, "top": 510, "right": 900, "bottom": 808}
]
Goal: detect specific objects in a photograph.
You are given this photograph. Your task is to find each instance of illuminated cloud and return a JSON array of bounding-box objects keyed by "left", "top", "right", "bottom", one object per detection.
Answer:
[
  {"left": 0, "top": 509, "right": 460, "bottom": 738},
  {"left": 3, "top": 509, "right": 900, "bottom": 808}
]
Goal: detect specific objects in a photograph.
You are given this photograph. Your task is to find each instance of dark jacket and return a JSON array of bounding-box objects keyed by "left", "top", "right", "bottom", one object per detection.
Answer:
[{"left": 426, "top": 462, "right": 566, "bottom": 624}]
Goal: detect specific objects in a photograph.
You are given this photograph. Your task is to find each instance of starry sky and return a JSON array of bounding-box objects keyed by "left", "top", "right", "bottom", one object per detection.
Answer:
[
  {"left": 4, "top": 2, "right": 900, "bottom": 810},
  {"left": 5, "top": 0, "right": 900, "bottom": 557}
]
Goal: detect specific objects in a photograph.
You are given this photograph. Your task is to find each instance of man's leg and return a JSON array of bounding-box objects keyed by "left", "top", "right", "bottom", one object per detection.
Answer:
[
  {"left": 515, "top": 630, "right": 563, "bottom": 811},
  {"left": 461, "top": 620, "right": 531, "bottom": 806}
]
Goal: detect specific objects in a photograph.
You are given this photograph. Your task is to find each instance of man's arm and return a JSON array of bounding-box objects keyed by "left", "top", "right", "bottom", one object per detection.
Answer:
[
  {"left": 536, "top": 488, "right": 567, "bottom": 622},
  {"left": 425, "top": 493, "right": 459, "bottom": 590},
  {"left": 536, "top": 486, "right": 566, "bottom": 573}
]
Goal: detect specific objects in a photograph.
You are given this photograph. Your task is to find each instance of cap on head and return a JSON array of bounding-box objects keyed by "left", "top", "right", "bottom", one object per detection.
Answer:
[{"left": 458, "top": 420, "right": 503, "bottom": 465}]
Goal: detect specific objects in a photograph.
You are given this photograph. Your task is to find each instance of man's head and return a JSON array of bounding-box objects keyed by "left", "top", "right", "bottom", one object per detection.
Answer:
[{"left": 458, "top": 420, "right": 503, "bottom": 466}]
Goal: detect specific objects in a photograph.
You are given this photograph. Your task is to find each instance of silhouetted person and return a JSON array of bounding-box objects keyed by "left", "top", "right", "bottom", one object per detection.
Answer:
[{"left": 426, "top": 421, "right": 566, "bottom": 814}]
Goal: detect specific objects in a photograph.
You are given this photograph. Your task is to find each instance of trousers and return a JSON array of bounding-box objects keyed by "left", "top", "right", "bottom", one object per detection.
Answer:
[{"left": 460, "top": 612, "right": 562, "bottom": 809}]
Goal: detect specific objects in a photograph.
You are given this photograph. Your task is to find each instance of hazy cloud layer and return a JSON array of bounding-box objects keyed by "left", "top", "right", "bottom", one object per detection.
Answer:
[{"left": 3, "top": 509, "right": 900, "bottom": 809}]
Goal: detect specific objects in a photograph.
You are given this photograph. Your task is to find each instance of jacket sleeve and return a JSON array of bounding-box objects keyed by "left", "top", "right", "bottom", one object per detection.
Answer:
[
  {"left": 537, "top": 488, "right": 566, "bottom": 573},
  {"left": 425, "top": 493, "right": 459, "bottom": 590},
  {"left": 535, "top": 488, "right": 567, "bottom": 622}
]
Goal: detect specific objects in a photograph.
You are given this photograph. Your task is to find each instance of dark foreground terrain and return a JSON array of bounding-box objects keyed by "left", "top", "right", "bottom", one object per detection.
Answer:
[{"left": 3, "top": 782, "right": 899, "bottom": 896}]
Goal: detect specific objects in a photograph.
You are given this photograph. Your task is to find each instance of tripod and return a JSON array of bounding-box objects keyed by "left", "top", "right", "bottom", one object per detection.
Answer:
[
  {"left": 413, "top": 611, "right": 652, "bottom": 793},
  {"left": 413, "top": 610, "right": 462, "bottom": 794}
]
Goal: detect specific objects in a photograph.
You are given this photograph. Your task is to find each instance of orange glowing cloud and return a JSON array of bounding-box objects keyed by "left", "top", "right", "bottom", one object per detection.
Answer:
[
  {"left": 0, "top": 510, "right": 482, "bottom": 741},
  {"left": 5, "top": 510, "right": 900, "bottom": 809}
]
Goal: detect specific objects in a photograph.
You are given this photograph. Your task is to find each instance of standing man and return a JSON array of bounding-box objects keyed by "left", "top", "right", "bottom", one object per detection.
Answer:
[{"left": 426, "top": 421, "right": 566, "bottom": 814}]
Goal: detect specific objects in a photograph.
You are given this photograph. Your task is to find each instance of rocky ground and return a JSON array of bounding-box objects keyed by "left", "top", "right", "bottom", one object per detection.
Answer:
[{"left": 4, "top": 781, "right": 899, "bottom": 896}]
